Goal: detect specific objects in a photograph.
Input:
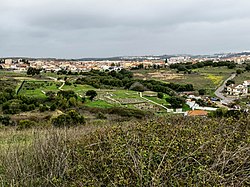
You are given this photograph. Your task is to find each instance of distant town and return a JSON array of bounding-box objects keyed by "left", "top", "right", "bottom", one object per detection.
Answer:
[{"left": 1, "top": 52, "right": 250, "bottom": 72}]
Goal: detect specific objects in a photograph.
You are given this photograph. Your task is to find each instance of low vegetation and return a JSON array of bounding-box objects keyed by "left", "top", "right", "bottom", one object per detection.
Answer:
[{"left": 0, "top": 115, "right": 249, "bottom": 186}]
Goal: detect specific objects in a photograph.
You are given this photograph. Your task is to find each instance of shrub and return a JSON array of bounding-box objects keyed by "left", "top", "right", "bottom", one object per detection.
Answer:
[
  {"left": 50, "top": 104, "right": 57, "bottom": 111},
  {"left": 157, "top": 92, "right": 164, "bottom": 99},
  {"left": 0, "top": 115, "right": 12, "bottom": 126},
  {"left": 39, "top": 104, "right": 49, "bottom": 112},
  {"left": 198, "top": 89, "right": 206, "bottom": 95},
  {"left": 108, "top": 107, "right": 150, "bottom": 119},
  {"left": 52, "top": 110, "right": 85, "bottom": 127},
  {"left": 0, "top": 116, "right": 250, "bottom": 186},
  {"left": 86, "top": 90, "right": 97, "bottom": 101},
  {"left": 166, "top": 96, "right": 185, "bottom": 108},
  {"left": 96, "top": 112, "right": 107, "bottom": 119},
  {"left": 129, "top": 82, "right": 147, "bottom": 92},
  {"left": 17, "top": 120, "right": 36, "bottom": 130}
]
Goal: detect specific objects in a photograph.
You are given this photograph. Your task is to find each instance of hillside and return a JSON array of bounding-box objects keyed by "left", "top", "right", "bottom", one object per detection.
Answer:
[{"left": 0, "top": 115, "right": 249, "bottom": 186}]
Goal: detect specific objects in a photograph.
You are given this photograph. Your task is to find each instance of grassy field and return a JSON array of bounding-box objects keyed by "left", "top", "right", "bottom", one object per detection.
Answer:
[
  {"left": 144, "top": 94, "right": 170, "bottom": 105},
  {"left": 62, "top": 84, "right": 95, "bottom": 95},
  {"left": 111, "top": 90, "right": 140, "bottom": 99},
  {"left": 84, "top": 100, "right": 115, "bottom": 108},
  {"left": 0, "top": 70, "right": 26, "bottom": 77},
  {"left": 174, "top": 67, "right": 233, "bottom": 91},
  {"left": 18, "top": 81, "right": 61, "bottom": 98},
  {"left": 17, "top": 81, "right": 142, "bottom": 109},
  {"left": 13, "top": 71, "right": 196, "bottom": 112},
  {"left": 133, "top": 67, "right": 235, "bottom": 95},
  {"left": 232, "top": 71, "right": 250, "bottom": 84}
]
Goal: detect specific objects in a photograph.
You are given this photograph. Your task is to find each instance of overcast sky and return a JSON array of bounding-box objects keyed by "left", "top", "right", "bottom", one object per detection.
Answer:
[{"left": 1, "top": 0, "right": 250, "bottom": 58}]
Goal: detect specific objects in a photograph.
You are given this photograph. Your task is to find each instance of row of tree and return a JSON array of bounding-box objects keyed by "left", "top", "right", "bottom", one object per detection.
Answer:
[{"left": 169, "top": 60, "right": 237, "bottom": 72}]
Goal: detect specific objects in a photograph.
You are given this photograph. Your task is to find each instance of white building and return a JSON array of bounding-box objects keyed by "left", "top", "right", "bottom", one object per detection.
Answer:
[
  {"left": 226, "top": 84, "right": 248, "bottom": 96},
  {"left": 243, "top": 80, "right": 250, "bottom": 87},
  {"left": 4, "top": 59, "right": 12, "bottom": 65},
  {"left": 167, "top": 56, "right": 190, "bottom": 64}
]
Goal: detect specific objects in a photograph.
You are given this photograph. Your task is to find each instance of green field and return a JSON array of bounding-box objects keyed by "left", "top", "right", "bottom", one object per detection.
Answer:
[
  {"left": 144, "top": 94, "right": 170, "bottom": 105},
  {"left": 133, "top": 67, "right": 234, "bottom": 95},
  {"left": 84, "top": 100, "right": 115, "bottom": 108},
  {"left": 62, "top": 84, "right": 96, "bottom": 95},
  {"left": 0, "top": 70, "right": 26, "bottom": 77},
  {"left": 232, "top": 71, "right": 250, "bottom": 84},
  {"left": 174, "top": 67, "right": 233, "bottom": 91},
  {"left": 18, "top": 81, "right": 61, "bottom": 98},
  {"left": 111, "top": 90, "right": 140, "bottom": 99}
]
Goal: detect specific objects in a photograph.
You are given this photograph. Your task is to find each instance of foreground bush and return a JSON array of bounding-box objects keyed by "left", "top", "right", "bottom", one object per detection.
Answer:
[
  {"left": 0, "top": 115, "right": 249, "bottom": 186},
  {"left": 52, "top": 110, "right": 85, "bottom": 127},
  {"left": 17, "top": 119, "right": 36, "bottom": 130}
]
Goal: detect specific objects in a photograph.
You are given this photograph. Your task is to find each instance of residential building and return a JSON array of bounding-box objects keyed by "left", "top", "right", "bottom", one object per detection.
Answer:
[{"left": 226, "top": 84, "right": 248, "bottom": 96}]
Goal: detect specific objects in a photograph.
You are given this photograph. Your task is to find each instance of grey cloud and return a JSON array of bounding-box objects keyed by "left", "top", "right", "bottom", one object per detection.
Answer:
[{"left": 1, "top": 0, "right": 250, "bottom": 58}]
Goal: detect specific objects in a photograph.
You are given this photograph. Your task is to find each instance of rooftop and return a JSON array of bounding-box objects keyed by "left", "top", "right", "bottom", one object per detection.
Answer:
[{"left": 187, "top": 110, "right": 208, "bottom": 116}]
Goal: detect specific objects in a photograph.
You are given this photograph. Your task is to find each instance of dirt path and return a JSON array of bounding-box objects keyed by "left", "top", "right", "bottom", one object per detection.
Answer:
[{"left": 58, "top": 81, "right": 65, "bottom": 90}]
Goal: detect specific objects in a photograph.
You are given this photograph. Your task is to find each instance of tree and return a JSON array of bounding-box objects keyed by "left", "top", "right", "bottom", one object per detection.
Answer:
[
  {"left": 198, "top": 89, "right": 206, "bottom": 96},
  {"left": 166, "top": 96, "right": 185, "bottom": 109},
  {"left": 52, "top": 110, "right": 85, "bottom": 127},
  {"left": 236, "top": 69, "right": 243, "bottom": 75},
  {"left": 197, "top": 62, "right": 204, "bottom": 68},
  {"left": 227, "top": 63, "right": 236, "bottom": 69},
  {"left": 86, "top": 90, "right": 97, "bottom": 101},
  {"left": 129, "top": 82, "right": 147, "bottom": 92},
  {"left": 226, "top": 80, "right": 235, "bottom": 86},
  {"left": 27, "top": 67, "right": 41, "bottom": 76},
  {"left": 177, "top": 65, "right": 187, "bottom": 72},
  {"left": 157, "top": 92, "right": 164, "bottom": 99},
  {"left": 138, "top": 64, "right": 144, "bottom": 69},
  {"left": 245, "top": 64, "right": 250, "bottom": 71},
  {"left": 57, "top": 90, "right": 77, "bottom": 100}
]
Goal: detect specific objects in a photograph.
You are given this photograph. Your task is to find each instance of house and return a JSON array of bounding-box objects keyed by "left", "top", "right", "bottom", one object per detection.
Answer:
[
  {"left": 226, "top": 84, "right": 248, "bottom": 96},
  {"left": 186, "top": 99, "right": 217, "bottom": 111},
  {"left": 243, "top": 80, "right": 250, "bottom": 87}
]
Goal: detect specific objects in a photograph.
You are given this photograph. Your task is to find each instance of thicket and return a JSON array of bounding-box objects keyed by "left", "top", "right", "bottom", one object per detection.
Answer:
[
  {"left": 0, "top": 115, "right": 249, "bottom": 186},
  {"left": 52, "top": 110, "right": 85, "bottom": 127},
  {"left": 169, "top": 60, "right": 237, "bottom": 72}
]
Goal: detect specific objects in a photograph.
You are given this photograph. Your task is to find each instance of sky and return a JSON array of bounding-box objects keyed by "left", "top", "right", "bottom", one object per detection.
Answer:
[{"left": 1, "top": 0, "right": 250, "bottom": 58}]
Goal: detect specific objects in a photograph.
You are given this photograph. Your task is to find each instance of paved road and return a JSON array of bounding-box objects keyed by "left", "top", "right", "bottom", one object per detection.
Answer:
[{"left": 214, "top": 73, "right": 236, "bottom": 104}]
